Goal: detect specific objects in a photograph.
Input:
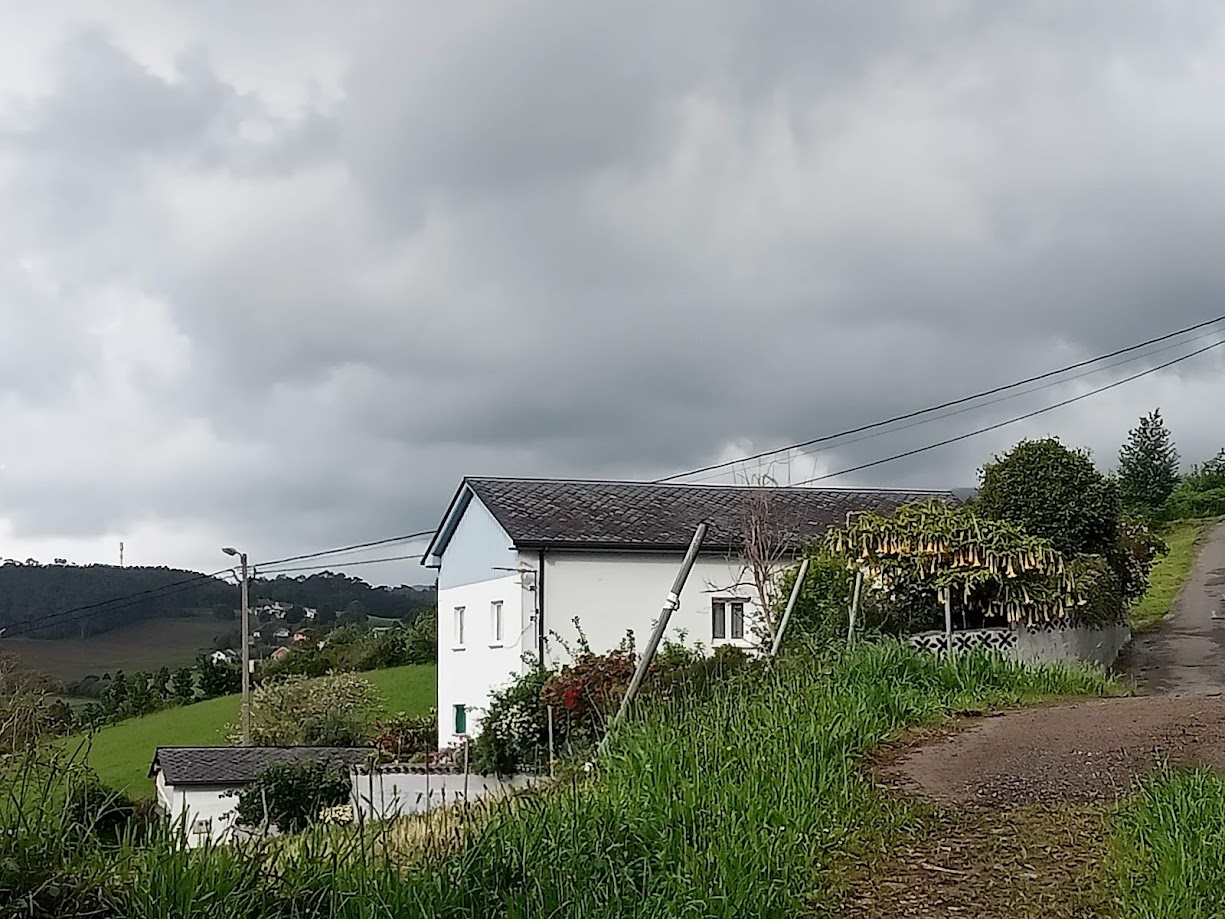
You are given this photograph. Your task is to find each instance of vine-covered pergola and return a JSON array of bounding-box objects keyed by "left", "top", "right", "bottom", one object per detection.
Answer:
[{"left": 825, "top": 500, "right": 1087, "bottom": 628}]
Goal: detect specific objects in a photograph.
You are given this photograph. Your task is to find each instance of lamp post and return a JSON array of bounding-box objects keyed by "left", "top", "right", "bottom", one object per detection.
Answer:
[{"left": 222, "top": 546, "right": 251, "bottom": 746}]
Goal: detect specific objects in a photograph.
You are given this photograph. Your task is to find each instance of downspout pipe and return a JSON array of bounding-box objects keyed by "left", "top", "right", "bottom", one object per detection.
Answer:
[{"left": 537, "top": 549, "right": 546, "bottom": 666}]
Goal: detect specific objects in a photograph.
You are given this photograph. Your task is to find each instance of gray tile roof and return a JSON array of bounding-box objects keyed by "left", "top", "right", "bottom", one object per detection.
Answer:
[
  {"left": 149, "top": 746, "right": 375, "bottom": 787},
  {"left": 460, "top": 477, "right": 954, "bottom": 552}
]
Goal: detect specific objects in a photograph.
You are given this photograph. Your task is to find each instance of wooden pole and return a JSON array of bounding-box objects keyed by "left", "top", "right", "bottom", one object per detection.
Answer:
[
  {"left": 547, "top": 704, "right": 556, "bottom": 778},
  {"left": 771, "top": 558, "right": 811, "bottom": 657},
  {"left": 600, "top": 523, "right": 707, "bottom": 753},
  {"left": 944, "top": 592, "right": 954, "bottom": 656},
  {"left": 846, "top": 570, "right": 863, "bottom": 645}
]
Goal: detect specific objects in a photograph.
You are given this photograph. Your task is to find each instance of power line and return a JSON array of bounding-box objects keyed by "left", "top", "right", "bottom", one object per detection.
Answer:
[
  {"left": 681, "top": 327, "right": 1224, "bottom": 485},
  {"left": 659, "top": 314, "right": 1225, "bottom": 483},
  {"left": 252, "top": 531, "right": 435, "bottom": 569},
  {"left": 788, "top": 337, "right": 1225, "bottom": 487},
  {"left": 257, "top": 553, "right": 426, "bottom": 576}
]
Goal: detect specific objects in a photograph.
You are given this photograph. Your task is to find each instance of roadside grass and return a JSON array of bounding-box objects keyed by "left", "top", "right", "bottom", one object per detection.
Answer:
[
  {"left": 4, "top": 645, "right": 1112, "bottom": 918},
  {"left": 1131, "top": 518, "right": 1218, "bottom": 630},
  {"left": 57, "top": 664, "right": 436, "bottom": 795},
  {"left": 1112, "top": 769, "right": 1225, "bottom": 918}
]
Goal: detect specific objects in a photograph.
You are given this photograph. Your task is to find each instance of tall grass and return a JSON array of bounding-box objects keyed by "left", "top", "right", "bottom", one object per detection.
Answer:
[
  {"left": 1, "top": 642, "right": 1113, "bottom": 918},
  {"left": 1112, "top": 769, "right": 1225, "bottom": 918}
]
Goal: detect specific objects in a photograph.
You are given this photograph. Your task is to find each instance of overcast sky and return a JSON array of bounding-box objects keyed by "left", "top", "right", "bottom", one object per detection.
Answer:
[{"left": 2, "top": 2, "right": 1224, "bottom": 585}]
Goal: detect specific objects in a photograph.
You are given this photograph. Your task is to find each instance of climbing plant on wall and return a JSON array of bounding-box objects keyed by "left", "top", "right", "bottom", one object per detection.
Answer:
[{"left": 825, "top": 500, "right": 1089, "bottom": 627}]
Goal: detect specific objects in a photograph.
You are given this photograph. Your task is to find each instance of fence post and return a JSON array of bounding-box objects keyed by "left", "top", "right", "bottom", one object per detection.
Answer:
[
  {"left": 547, "top": 704, "right": 556, "bottom": 778},
  {"left": 600, "top": 523, "right": 707, "bottom": 753},
  {"left": 771, "top": 557, "right": 811, "bottom": 657},
  {"left": 944, "top": 592, "right": 954, "bottom": 656},
  {"left": 846, "top": 570, "right": 864, "bottom": 645}
]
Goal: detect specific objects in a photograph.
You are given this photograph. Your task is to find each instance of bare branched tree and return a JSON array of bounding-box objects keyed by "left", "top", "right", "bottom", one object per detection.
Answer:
[{"left": 709, "top": 472, "right": 805, "bottom": 650}]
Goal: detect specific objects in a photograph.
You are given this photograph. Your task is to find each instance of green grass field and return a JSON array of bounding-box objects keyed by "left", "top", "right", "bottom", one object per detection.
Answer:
[
  {"left": 1, "top": 614, "right": 235, "bottom": 681},
  {"left": 64, "top": 664, "right": 436, "bottom": 795},
  {"left": 1131, "top": 518, "right": 1218, "bottom": 630}
]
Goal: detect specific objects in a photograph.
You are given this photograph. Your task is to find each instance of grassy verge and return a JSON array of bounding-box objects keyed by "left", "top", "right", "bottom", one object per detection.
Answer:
[
  {"left": 5, "top": 645, "right": 1111, "bottom": 918},
  {"left": 59, "top": 664, "right": 436, "bottom": 794},
  {"left": 1131, "top": 518, "right": 1217, "bottom": 630},
  {"left": 1112, "top": 769, "right": 1225, "bottom": 917}
]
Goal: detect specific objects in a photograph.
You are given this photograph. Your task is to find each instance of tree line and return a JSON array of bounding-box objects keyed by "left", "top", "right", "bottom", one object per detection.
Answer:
[{"left": 0, "top": 565, "right": 435, "bottom": 638}]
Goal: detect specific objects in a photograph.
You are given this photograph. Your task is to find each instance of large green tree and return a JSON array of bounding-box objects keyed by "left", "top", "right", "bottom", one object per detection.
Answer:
[
  {"left": 1118, "top": 409, "right": 1180, "bottom": 517},
  {"left": 977, "top": 438, "right": 1120, "bottom": 556}
]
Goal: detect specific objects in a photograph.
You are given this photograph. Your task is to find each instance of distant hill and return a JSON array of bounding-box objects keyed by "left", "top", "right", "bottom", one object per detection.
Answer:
[{"left": 0, "top": 561, "right": 436, "bottom": 639}]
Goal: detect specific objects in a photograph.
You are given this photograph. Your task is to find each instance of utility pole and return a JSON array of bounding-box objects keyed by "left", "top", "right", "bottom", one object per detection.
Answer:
[
  {"left": 223, "top": 546, "right": 252, "bottom": 745},
  {"left": 771, "top": 557, "right": 810, "bottom": 657},
  {"left": 601, "top": 523, "right": 707, "bottom": 751}
]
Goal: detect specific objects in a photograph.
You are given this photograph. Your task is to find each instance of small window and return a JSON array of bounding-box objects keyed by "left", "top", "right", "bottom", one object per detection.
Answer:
[
  {"left": 454, "top": 607, "right": 466, "bottom": 647},
  {"left": 713, "top": 599, "right": 746, "bottom": 641},
  {"left": 730, "top": 601, "right": 745, "bottom": 640},
  {"left": 490, "top": 601, "right": 504, "bottom": 645},
  {"left": 454, "top": 704, "right": 467, "bottom": 735}
]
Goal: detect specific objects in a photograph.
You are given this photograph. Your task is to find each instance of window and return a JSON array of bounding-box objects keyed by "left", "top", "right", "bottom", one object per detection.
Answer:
[
  {"left": 712, "top": 600, "right": 746, "bottom": 641},
  {"left": 490, "top": 600, "right": 504, "bottom": 645},
  {"left": 454, "top": 704, "right": 467, "bottom": 735},
  {"left": 454, "top": 606, "right": 466, "bottom": 648}
]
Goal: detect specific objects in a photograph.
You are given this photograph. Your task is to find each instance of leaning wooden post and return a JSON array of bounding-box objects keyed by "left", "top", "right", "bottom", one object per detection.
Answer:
[
  {"left": 599, "top": 523, "right": 707, "bottom": 753},
  {"left": 944, "top": 592, "right": 954, "bottom": 656},
  {"left": 846, "top": 570, "right": 864, "bottom": 645},
  {"left": 771, "top": 557, "right": 811, "bottom": 657}
]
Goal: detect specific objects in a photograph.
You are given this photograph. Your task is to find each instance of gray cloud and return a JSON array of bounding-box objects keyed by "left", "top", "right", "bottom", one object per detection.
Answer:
[{"left": 2, "top": 2, "right": 1225, "bottom": 578}]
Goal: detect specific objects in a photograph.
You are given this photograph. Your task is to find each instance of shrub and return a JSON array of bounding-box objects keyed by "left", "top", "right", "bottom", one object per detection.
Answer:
[
  {"left": 472, "top": 667, "right": 553, "bottom": 775},
  {"left": 233, "top": 762, "right": 351, "bottom": 833},
  {"left": 372, "top": 712, "right": 436, "bottom": 760},
  {"left": 774, "top": 551, "right": 857, "bottom": 647},
  {"left": 233, "top": 672, "right": 380, "bottom": 746},
  {"left": 978, "top": 437, "right": 1120, "bottom": 557},
  {"left": 63, "top": 766, "right": 151, "bottom": 843},
  {"left": 540, "top": 650, "right": 637, "bottom": 742}
]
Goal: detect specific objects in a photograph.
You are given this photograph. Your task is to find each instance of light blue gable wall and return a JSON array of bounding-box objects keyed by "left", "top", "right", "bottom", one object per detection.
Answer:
[{"left": 437, "top": 495, "right": 518, "bottom": 590}]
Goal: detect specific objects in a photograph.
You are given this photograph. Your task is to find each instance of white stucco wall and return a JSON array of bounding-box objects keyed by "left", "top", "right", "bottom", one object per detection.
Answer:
[
  {"left": 350, "top": 770, "right": 536, "bottom": 820},
  {"left": 436, "top": 573, "right": 529, "bottom": 747},
  {"left": 1014, "top": 622, "right": 1131, "bottom": 668},
  {"left": 157, "top": 772, "right": 241, "bottom": 847},
  {"left": 535, "top": 550, "right": 763, "bottom": 668}
]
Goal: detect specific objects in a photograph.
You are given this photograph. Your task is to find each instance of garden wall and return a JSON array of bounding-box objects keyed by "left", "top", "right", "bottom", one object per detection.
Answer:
[
  {"left": 907, "top": 621, "right": 1130, "bottom": 668},
  {"left": 350, "top": 766, "right": 536, "bottom": 821}
]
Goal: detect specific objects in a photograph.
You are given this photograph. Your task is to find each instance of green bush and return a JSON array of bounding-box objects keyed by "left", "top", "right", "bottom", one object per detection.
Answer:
[
  {"left": 233, "top": 762, "right": 351, "bottom": 833},
  {"left": 233, "top": 673, "right": 379, "bottom": 747},
  {"left": 978, "top": 437, "right": 1120, "bottom": 557},
  {"left": 471, "top": 667, "right": 553, "bottom": 776},
  {"left": 1161, "top": 484, "right": 1225, "bottom": 522}
]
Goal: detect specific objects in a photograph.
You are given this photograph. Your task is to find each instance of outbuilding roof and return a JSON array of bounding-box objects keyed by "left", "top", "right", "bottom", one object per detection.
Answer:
[
  {"left": 424, "top": 477, "right": 956, "bottom": 563},
  {"left": 149, "top": 746, "right": 374, "bottom": 786}
]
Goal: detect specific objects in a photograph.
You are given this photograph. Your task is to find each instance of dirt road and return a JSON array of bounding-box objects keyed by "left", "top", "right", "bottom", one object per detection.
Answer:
[{"left": 1118, "top": 520, "right": 1225, "bottom": 694}]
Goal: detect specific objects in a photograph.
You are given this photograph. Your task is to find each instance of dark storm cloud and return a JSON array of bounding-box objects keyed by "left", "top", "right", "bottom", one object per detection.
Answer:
[{"left": 2, "top": 2, "right": 1225, "bottom": 575}]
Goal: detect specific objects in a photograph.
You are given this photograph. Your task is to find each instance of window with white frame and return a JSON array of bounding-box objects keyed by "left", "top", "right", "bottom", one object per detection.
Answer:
[
  {"left": 712, "top": 599, "right": 746, "bottom": 641},
  {"left": 490, "top": 600, "right": 504, "bottom": 645},
  {"left": 454, "top": 606, "right": 466, "bottom": 648}
]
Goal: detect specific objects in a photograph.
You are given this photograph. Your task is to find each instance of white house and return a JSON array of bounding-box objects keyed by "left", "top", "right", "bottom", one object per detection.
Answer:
[
  {"left": 149, "top": 746, "right": 373, "bottom": 846},
  {"left": 422, "top": 477, "right": 953, "bottom": 747},
  {"left": 149, "top": 746, "right": 532, "bottom": 846}
]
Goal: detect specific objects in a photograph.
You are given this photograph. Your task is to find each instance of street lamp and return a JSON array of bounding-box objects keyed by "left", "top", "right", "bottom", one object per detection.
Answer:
[{"left": 222, "top": 546, "right": 251, "bottom": 746}]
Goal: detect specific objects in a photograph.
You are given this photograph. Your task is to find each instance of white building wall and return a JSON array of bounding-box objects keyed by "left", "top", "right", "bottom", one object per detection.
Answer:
[
  {"left": 350, "top": 770, "right": 536, "bottom": 820},
  {"left": 534, "top": 551, "right": 762, "bottom": 669},
  {"left": 436, "top": 573, "right": 527, "bottom": 748},
  {"left": 156, "top": 772, "right": 241, "bottom": 847}
]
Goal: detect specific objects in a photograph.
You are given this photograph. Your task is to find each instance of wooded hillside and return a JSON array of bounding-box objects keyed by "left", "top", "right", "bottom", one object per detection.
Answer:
[{"left": 0, "top": 563, "right": 435, "bottom": 638}]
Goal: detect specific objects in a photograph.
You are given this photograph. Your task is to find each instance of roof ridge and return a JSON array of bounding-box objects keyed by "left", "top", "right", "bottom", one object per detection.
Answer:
[{"left": 465, "top": 475, "right": 953, "bottom": 493}]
